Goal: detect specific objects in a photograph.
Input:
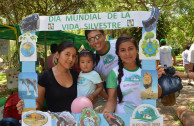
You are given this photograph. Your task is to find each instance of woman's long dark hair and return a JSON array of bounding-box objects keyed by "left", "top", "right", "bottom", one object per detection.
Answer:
[
  {"left": 115, "top": 36, "right": 141, "bottom": 103},
  {"left": 57, "top": 41, "right": 77, "bottom": 54}
]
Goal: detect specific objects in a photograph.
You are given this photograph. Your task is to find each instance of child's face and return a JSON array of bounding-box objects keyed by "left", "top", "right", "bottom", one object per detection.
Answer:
[{"left": 79, "top": 56, "right": 94, "bottom": 73}]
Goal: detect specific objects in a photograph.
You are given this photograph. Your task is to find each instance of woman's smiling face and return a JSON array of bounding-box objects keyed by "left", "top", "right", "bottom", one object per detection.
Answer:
[
  {"left": 56, "top": 47, "right": 77, "bottom": 69},
  {"left": 118, "top": 40, "right": 137, "bottom": 66}
]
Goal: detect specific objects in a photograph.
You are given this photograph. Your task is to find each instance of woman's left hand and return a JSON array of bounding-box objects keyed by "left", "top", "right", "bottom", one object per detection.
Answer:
[
  {"left": 173, "top": 71, "right": 183, "bottom": 78},
  {"left": 156, "top": 65, "right": 165, "bottom": 79}
]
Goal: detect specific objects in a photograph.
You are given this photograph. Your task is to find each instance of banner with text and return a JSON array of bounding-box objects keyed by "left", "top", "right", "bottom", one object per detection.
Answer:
[{"left": 39, "top": 11, "right": 151, "bottom": 31}]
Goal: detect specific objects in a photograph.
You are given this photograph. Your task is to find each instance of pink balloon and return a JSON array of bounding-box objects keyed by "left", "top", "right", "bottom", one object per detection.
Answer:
[{"left": 71, "top": 97, "right": 93, "bottom": 113}]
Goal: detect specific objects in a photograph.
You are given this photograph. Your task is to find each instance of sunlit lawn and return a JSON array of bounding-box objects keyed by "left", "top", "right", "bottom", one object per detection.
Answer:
[
  {"left": 176, "top": 54, "right": 183, "bottom": 61},
  {"left": 0, "top": 88, "right": 18, "bottom": 98},
  {"left": 174, "top": 54, "right": 184, "bottom": 73},
  {"left": 0, "top": 73, "right": 7, "bottom": 85},
  {"left": 174, "top": 66, "right": 184, "bottom": 73}
]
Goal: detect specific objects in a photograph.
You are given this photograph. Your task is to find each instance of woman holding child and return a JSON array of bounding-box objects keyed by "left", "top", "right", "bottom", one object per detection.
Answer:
[
  {"left": 17, "top": 41, "right": 79, "bottom": 113},
  {"left": 77, "top": 50, "right": 103, "bottom": 104}
]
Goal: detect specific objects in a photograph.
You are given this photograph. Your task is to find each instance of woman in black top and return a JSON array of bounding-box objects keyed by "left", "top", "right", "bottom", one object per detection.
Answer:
[{"left": 17, "top": 41, "right": 78, "bottom": 113}]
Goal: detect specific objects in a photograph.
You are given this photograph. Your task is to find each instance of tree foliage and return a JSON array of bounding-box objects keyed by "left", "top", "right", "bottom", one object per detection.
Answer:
[
  {"left": 164, "top": 0, "right": 193, "bottom": 49},
  {"left": 0, "top": 0, "right": 193, "bottom": 53},
  {"left": 156, "top": 12, "right": 171, "bottom": 41},
  {"left": 0, "top": 0, "right": 86, "bottom": 25}
]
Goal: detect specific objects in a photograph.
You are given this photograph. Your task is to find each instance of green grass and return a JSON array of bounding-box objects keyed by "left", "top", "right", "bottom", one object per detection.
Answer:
[
  {"left": 0, "top": 73, "right": 7, "bottom": 85},
  {"left": 174, "top": 66, "right": 184, "bottom": 73},
  {"left": 176, "top": 57, "right": 182, "bottom": 60},
  {"left": 188, "top": 102, "right": 194, "bottom": 112},
  {"left": 173, "top": 102, "right": 194, "bottom": 126},
  {"left": 176, "top": 54, "right": 183, "bottom": 64},
  {"left": 0, "top": 88, "right": 18, "bottom": 98},
  {"left": 173, "top": 115, "right": 183, "bottom": 126},
  {"left": 176, "top": 54, "right": 182, "bottom": 57},
  {"left": 174, "top": 54, "right": 184, "bottom": 73}
]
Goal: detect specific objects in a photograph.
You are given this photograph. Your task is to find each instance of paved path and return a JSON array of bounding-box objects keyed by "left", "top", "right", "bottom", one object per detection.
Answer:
[{"left": 94, "top": 79, "right": 194, "bottom": 126}]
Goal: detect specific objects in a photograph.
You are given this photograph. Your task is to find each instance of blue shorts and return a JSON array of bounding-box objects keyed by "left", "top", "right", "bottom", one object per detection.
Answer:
[{"left": 103, "top": 81, "right": 108, "bottom": 93}]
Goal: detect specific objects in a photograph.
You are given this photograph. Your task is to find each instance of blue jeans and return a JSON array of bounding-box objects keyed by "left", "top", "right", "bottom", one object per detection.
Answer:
[
  {"left": 0, "top": 117, "right": 20, "bottom": 126},
  {"left": 103, "top": 81, "right": 108, "bottom": 93}
]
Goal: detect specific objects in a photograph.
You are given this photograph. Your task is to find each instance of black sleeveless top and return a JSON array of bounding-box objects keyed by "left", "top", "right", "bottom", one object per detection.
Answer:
[{"left": 38, "top": 68, "right": 78, "bottom": 112}]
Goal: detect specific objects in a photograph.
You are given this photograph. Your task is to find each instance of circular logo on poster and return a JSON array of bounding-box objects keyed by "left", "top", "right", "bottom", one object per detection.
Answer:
[
  {"left": 21, "top": 42, "right": 35, "bottom": 57},
  {"left": 134, "top": 105, "right": 159, "bottom": 122}
]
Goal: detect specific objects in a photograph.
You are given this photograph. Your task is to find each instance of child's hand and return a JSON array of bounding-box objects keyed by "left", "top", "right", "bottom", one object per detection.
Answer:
[
  {"left": 87, "top": 94, "right": 94, "bottom": 102},
  {"left": 87, "top": 94, "right": 98, "bottom": 104}
]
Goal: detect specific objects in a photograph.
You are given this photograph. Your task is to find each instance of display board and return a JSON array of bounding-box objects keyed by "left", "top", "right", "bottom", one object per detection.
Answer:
[{"left": 19, "top": 6, "right": 163, "bottom": 126}]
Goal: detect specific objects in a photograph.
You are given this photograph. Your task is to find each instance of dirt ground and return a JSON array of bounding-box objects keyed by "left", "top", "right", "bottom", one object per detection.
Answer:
[{"left": 93, "top": 79, "right": 194, "bottom": 126}]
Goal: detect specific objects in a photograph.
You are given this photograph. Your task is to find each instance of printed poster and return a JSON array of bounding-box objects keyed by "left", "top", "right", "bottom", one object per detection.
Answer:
[
  {"left": 22, "top": 110, "right": 51, "bottom": 126},
  {"left": 19, "top": 32, "right": 37, "bottom": 61},
  {"left": 6, "top": 69, "right": 19, "bottom": 89},
  {"left": 130, "top": 104, "right": 163, "bottom": 126},
  {"left": 141, "top": 70, "right": 158, "bottom": 99}
]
